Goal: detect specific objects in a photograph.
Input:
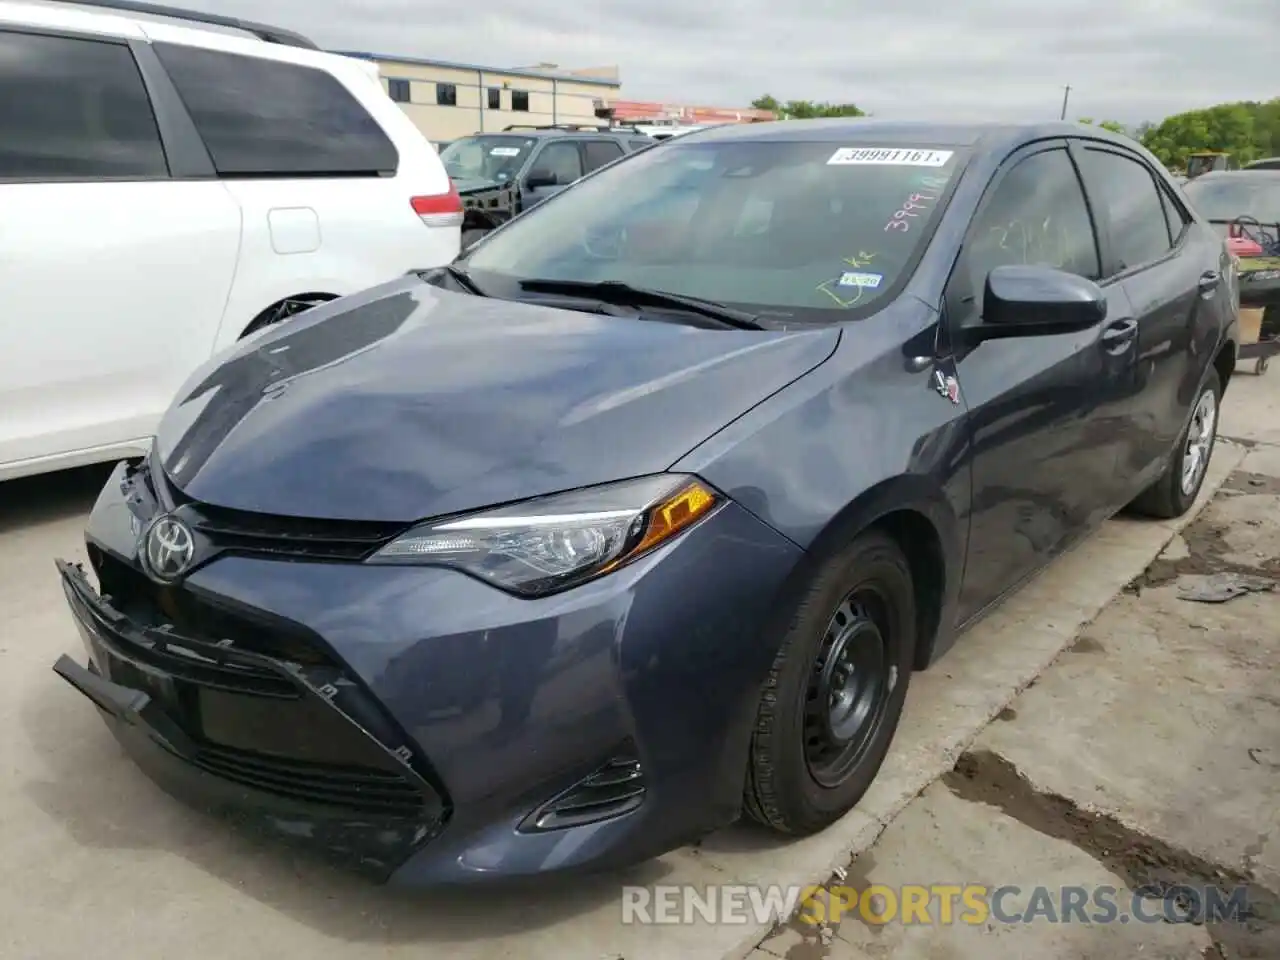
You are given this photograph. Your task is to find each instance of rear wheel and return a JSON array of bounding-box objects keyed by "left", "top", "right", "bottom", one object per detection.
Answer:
[
  {"left": 240, "top": 294, "right": 335, "bottom": 339},
  {"left": 744, "top": 530, "right": 915, "bottom": 834},
  {"left": 1129, "top": 370, "right": 1220, "bottom": 519}
]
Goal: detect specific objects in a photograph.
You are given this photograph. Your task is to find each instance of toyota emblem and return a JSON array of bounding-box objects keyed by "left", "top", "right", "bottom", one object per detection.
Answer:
[{"left": 142, "top": 515, "right": 195, "bottom": 582}]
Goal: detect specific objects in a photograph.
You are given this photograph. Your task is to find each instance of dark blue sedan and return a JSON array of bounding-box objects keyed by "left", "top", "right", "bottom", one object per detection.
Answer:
[{"left": 53, "top": 120, "right": 1238, "bottom": 885}]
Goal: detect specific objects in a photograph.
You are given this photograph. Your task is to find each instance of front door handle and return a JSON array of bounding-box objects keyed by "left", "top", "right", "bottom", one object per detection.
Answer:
[
  {"left": 1198, "top": 270, "right": 1221, "bottom": 295},
  {"left": 1101, "top": 317, "right": 1138, "bottom": 355}
]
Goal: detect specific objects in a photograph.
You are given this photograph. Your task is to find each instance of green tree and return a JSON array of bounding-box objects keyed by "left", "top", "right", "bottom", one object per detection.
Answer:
[
  {"left": 1139, "top": 99, "right": 1279, "bottom": 168},
  {"left": 752, "top": 94, "right": 865, "bottom": 120},
  {"left": 1077, "top": 118, "right": 1129, "bottom": 135}
]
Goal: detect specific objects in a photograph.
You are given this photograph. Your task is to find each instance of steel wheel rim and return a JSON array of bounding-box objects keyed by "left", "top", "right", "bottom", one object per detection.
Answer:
[
  {"left": 804, "top": 589, "right": 897, "bottom": 788},
  {"left": 1180, "top": 389, "right": 1217, "bottom": 496}
]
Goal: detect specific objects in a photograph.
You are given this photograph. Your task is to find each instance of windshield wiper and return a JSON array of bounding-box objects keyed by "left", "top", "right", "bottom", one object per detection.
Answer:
[
  {"left": 517, "top": 278, "right": 765, "bottom": 330},
  {"left": 436, "top": 263, "right": 486, "bottom": 296}
]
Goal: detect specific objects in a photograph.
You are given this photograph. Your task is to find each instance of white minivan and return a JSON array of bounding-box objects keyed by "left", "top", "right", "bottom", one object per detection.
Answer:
[{"left": 0, "top": 0, "right": 462, "bottom": 481}]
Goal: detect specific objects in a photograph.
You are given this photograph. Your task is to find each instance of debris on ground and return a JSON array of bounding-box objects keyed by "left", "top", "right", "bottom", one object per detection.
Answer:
[{"left": 1175, "top": 572, "right": 1277, "bottom": 604}]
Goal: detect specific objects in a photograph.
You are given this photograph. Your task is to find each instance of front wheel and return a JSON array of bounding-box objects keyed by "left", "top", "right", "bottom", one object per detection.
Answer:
[
  {"left": 743, "top": 530, "right": 916, "bottom": 835},
  {"left": 1128, "top": 370, "right": 1221, "bottom": 519}
]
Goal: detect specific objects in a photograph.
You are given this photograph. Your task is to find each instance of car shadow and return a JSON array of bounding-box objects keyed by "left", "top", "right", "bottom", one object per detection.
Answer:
[
  {"left": 0, "top": 463, "right": 115, "bottom": 535},
  {"left": 19, "top": 679, "right": 676, "bottom": 945}
]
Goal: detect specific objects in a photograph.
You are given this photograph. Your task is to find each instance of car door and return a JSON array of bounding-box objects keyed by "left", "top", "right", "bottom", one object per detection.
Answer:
[
  {"left": 523, "top": 139, "right": 584, "bottom": 206},
  {"left": 1072, "top": 142, "right": 1214, "bottom": 494},
  {"left": 946, "top": 141, "right": 1139, "bottom": 623},
  {"left": 0, "top": 28, "right": 240, "bottom": 475}
]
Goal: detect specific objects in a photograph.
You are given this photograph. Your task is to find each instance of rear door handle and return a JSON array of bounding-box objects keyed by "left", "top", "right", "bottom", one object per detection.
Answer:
[{"left": 1198, "top": 270, "right": 1221, "bottom": 295}]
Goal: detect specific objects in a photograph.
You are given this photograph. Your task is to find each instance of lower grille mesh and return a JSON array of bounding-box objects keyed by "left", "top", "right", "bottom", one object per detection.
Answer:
[{"left": 191, "top": 743, "right": 428, "bottom": 817}]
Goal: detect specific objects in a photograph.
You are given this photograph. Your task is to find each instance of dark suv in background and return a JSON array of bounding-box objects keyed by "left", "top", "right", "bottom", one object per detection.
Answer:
[{"left": 439, "top": 124, "right": 654, "bottom": 245}]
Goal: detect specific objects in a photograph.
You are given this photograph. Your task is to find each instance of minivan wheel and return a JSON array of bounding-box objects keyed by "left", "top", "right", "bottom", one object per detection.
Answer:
[
  {"left": 1129, "top": 370, "right": 1221, "bottom": 519},
  {"left": 744, "top": 530, "right": 915, "bottom": 835}
]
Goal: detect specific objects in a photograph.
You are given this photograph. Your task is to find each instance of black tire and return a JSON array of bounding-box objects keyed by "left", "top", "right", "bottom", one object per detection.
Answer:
[
  {"left": 744, "top": 529, "right": 916, "bottom": 835},
  {"left": 1129, "top": 370, "right": 1221, "bottom": 519},
  {"left": 461, "top": 228, "right": 488, "bottom": 249}
]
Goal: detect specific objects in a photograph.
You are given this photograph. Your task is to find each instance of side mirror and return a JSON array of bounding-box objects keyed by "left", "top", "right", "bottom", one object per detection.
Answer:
[
  {"left": 977, "top": 264, "right": 1106, "bottom": 338},
  {"left": 525, "top": 168, "right": 559, "bottom": 189}
]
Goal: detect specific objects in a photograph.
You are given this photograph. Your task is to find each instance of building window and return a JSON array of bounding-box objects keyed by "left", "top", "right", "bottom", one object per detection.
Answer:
[
  {"left": 487, "top": 87, "right": 501, "bottom": 110},
  {"left": 436, "top": 83, "right": 457, "bottom": 107},
  {"left": 387, "top": 78, "right": 411, "bottom": 103},
  {"left": 512, "top": 90, "right": 529, "bottom": 112}
]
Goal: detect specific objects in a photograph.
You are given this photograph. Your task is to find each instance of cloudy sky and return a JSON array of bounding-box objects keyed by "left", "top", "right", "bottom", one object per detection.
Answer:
[{"left": 182, "top": 0, "right": 1275, "bottom": 125}]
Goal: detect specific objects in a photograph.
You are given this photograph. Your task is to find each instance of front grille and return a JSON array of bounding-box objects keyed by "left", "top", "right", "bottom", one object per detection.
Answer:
[
  {"left": 65, "top": 562, "right": 449, "bottom": 825},
  {"left": 523, "top": 747, "right": 646, "bottom": 831},
  {"left": 152, "top": 462, "right": 405, "bottom": 563},
  {"left": 191, "top": 743, "right": 428, "bottom": 817},
  {"left": 93, "top": 549, "right": 337, "bottom": 668}
]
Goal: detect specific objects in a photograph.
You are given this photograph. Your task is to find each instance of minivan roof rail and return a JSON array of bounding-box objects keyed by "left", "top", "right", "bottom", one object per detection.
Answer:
[{"left": 41, "top": 0, "right": 320, "bottom": 49}]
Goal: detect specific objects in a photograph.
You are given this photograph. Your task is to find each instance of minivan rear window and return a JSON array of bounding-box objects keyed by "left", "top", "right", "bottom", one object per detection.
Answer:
[{"left": 154, "top": 43, "right": 398, "bottom": 177}]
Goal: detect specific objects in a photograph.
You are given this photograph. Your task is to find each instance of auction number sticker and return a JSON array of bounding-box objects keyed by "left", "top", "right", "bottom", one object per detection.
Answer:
[
  {"left": 490, "top": 147, "right": 522, "bottom": 156},
  {"left": 828, "top": 148, "right": 953, "bottom": 167},
  {"left": 836, "top": 271, "right": 882, "bottom": 288}
]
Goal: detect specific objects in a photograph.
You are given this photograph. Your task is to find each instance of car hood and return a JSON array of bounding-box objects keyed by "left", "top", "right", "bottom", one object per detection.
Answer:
[
  {"left": 453, "top": 176, "right": 505, "bottom": 194},
  {"left": 155, "top": 278, "right": 839, "bottom": 523}
]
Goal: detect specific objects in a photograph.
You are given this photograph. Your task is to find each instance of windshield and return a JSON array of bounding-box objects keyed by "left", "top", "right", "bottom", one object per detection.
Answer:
[
  {"left": 439, "top": 135, "right": 536, "bottom": 183},
  {"left": 1183, "top": 177, "right": 1280, "bottom": 224},
  {"left": 464, "top": 139, "right": 966, "bottom": 320}
]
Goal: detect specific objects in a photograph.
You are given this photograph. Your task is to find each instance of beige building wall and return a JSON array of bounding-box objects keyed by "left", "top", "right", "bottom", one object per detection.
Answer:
[{"left": 368, "top": 56, "right": 619, "bottom": 142}]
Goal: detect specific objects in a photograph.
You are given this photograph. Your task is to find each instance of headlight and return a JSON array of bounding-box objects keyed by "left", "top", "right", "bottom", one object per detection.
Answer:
[{"left": 367, "top": 474, "right": 722, "bottom": 596}]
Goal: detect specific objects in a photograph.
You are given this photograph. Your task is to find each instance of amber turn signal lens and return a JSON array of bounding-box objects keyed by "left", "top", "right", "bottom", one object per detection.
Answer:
[{"left": 605, "top": 479, "right": 720, "bottom": 571}]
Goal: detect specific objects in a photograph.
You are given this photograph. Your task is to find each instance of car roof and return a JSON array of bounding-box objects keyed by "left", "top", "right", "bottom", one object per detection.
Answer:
[{"left": 673, "top": 118, "right": 1132, "bottom": 153}]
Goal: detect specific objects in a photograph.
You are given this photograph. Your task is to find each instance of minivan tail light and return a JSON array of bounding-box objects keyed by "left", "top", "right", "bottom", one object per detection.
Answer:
[{"left": 412, "top": 184, "right": 463, "bottom": 228}]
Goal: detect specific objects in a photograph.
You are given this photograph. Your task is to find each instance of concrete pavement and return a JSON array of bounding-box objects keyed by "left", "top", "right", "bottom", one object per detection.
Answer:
[{"left": 2, "top": 371, "right": 1275, "bottom": 960}]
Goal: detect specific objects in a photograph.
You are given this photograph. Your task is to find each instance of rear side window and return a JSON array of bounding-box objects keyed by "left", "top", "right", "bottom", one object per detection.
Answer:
[
  {"left": 629, "top": 139, "right": 653, "bottom": 151},
  {"left": 1076, "top": 147, "right": 1172, "bottom": 273},
  {"left": 153, "top": 43, "right": 397, "bottom": 177},
  {"left": 0, "top": 30, "right": 168, "bottom": 180},
  {"left": 582, "top": 139, "right": 624, "bottom": 173}
]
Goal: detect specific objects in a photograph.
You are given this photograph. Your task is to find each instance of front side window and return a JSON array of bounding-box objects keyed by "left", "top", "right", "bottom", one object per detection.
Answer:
[
  {"left": 153, "top": 42, "right": 397, "bottom": 177},
  {"left": 465, "top": 140, "right": 967, "bottom": 319},
  {"left": 439, "top": 135, "right": 535, "bottom": 183},
  {"left": 961, "top": 147, "right": 1100, "bottom": 299},
  {"left": 1077, "top": 147, "right": 1172, "bottom": 272},
  {"left": 0, "top": 30, "right": 167, "bottom": 180},
  {"left": 532, "top": 141, "right": 583, "bottom": 182}
]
